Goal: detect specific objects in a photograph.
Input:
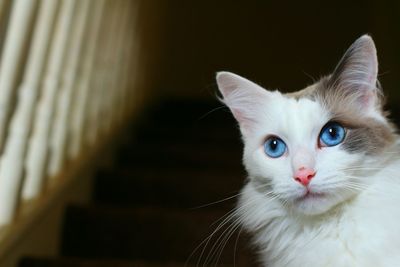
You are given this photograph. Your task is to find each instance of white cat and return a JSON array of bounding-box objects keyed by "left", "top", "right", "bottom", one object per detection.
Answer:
[{"left": 216, "top": 35, "right": 400, "bottom": 267}]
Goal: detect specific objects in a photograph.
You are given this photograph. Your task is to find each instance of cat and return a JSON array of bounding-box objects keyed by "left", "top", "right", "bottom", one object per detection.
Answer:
[{"left": 216, "top": 35, "right": 400, "bottom": 267}]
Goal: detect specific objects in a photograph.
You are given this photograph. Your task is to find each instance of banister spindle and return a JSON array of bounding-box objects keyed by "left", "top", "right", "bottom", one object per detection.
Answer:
[
  {"left": 115, "top": 0, "right": 134, "bottom": 125},
  {"left": 105, "top": 0, "right": 130, "bottom": 129},
  {"left": 0, "top": 0, "right": 38, "bottom": 151},
  {"left": 85, "top": 0, "right": 111, "bottom": 145},
  {"left": 123, "top": 23, "right": 139, "bottom": 120},
  {"left": 69, "top": 0, "right": 105, "bottom": 158},
  {"left": 118, "top": 2, "right": 139, "bottom": 123},
  {"left": 87, "top": 0, "right": 119, "bottom": 144},
  {"left": 111, "top": 2, "right": 132, "bottom": 124},
  {"left": 0, "top": 0, "right": 8, "bottom": 22},
  {"left": 0, "top": 1, "right": 40, "bottom": 226},
  {"left": 0, "top": 0, "right": 11, "bottom": 46},
  {"left": 98, "top": 0, "right": 123, "bottom": 136},
  {"left": 23, "top": 0, "right": 78, "bottom": 200},
  {"left": 0, "top": 0, "right": 59, "bottom": 209},
  {"left": 48, "top": 0, "right": 91, "bottom": 177},
  {"left": 124, "top": 1, "right": 142, "bottom": 120}
]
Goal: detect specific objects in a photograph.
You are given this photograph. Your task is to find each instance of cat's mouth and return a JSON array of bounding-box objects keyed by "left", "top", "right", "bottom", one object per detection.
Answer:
[{"left": 297, "top": 190, "right": 326, "bottom": 201}]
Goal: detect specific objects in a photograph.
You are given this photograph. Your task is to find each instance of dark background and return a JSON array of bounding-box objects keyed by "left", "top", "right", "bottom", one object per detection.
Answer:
[{"left": 139, "top": 0, "right": 400, "bottom": 106}]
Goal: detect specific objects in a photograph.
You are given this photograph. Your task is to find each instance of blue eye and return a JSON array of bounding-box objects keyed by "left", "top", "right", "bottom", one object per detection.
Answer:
[
  {"left": 319, "top": 122, "right": 346, "bottom": 147},
  {"left": 264, "top": 136, "right": 286, "bottom": 158}
]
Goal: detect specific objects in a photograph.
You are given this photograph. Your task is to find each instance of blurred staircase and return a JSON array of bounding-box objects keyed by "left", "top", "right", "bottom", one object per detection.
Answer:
[{"left": 19, "top": 99, "right": 258, "bottom": 267}]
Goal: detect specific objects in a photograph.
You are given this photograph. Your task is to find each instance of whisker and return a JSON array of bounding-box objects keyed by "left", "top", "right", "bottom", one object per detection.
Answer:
[
  {"left": 186, "top": 208, "right": 237, "bottom": 267},
  {"left": 197, "top": 211, "right": 238, "bottom": 267},
  {"left": 190, "top": 194, "right": 240, "bottom": 210},
  {"left": 233, "top": 226, "right": 244, "bottom": 267},
  {"left": 190, "top": 194, "right": 262, "bottom": 267},
  {"left": 190, "top": 182, "right": 273, "bottom": 210},
  {"left": 192, "top": 190, "right": 279, "bottom": 267},
  {"left": 208, "top": 218, "right": 241, "bottom": 267},
  {"left": 197, "top": 105, "right": 228, "bottom": 121}
]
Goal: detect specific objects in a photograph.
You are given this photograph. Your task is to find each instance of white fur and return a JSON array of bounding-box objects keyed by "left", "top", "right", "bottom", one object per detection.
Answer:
[
  {"left": 234, "top": 91, "right": 400, "bottom": 266},
  {"left": 216, "top": 36, "right": 400, "bottom": 267},
  {"left": 239, "top": 155, "right": 400, "bottom": 267},
  {"left": 226, "top": 89, "right": 400, "bottom": 266}
]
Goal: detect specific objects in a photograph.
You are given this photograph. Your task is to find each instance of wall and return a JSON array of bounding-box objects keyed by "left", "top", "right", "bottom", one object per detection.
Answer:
[{"left": 151, "top": 0, "right": 400, "bottom": 104}]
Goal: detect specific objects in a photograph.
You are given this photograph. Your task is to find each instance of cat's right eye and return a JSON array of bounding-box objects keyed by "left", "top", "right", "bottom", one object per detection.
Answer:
[
  {"left": 319, "top": 122, "right": 346, "bottom": 147},
  {"left": 264, "top": 136, "right": 286, "bottom": 158}
]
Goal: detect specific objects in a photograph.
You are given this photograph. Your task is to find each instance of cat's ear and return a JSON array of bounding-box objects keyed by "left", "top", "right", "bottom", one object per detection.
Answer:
[
  {"left": 327, "top": 35, "right": 380, "bottom": 111},
  {"left": 216, "top": 71, "right": 270, "bottom": 134}
]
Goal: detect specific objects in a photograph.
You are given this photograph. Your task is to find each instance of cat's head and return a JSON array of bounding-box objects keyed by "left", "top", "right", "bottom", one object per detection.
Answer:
[{"left": 216, "top": 35, "right": 397, "bottom": 215}]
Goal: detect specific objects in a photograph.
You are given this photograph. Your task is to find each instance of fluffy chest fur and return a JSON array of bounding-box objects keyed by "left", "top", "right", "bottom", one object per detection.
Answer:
[
  {"left": 240, "top": 166, "right": 400, "bottom": 267},
  {"left": 216, "top": 35, "right": 400, "bottom": 267}
]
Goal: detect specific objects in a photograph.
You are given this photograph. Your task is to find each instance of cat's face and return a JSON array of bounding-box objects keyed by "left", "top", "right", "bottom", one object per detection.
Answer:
[{"left": 217, "top": 35, "right": 396, "bottom": 215}]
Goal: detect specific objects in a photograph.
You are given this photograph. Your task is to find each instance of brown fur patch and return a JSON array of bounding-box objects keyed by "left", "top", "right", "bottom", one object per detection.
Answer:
[
  {"left": 284, "top": 36, "right": 396, "bottom": 155},
  {"left": 341, "top": 119, "right": 395, "bottom": 154},
  {"left": 313, "top": 77, "right": 396, "bottom": 155},
  {"left": 285, "top": 84, "right": 317, "bottom": 100},
  {"left": 285, "top": 76, "right": 396, "bottom": 155}
]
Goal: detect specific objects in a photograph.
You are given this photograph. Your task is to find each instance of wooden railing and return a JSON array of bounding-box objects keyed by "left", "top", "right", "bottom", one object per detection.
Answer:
[{"left": 0, "top": 0, "right": 139, "bottom": 228}]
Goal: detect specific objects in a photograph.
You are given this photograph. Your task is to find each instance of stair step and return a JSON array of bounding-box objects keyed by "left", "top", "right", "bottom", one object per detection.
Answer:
[
  {"left": 94, "top": 168, "right": 245, "bottom": 209},
  {"left": 61, "top": 205, "right": 255, "bottom": 266},
  {"left": 117, "top": 141, "right": 242, "bottom": 169},
  {"left": 124, "top": 99, "right": 239, "bottom": 149},
  {"left": 143, "top": 99, "right": 235, "bottom": 128},
  {"left": 134, "top": 124, "right": 239, "bottom": 146},
  {"left": 19, "top": 257, "right": 232, "bottom": 267},
  {"left": 133, "top": 108, "right": 239, "bottom": 143},
  {"left": 23, "top": 100, "right": 257, "bottom": 267}
]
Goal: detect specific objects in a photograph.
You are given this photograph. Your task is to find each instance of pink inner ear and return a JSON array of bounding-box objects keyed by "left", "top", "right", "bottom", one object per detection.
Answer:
[
  {"left": 231, "top": 108, "right": 250, "bottom": 131},
  {"left": 360, "top": 89, "right": 375, "bottom": 110},
  {"left": 231, "top": 108, "right": 244, "bottom": 122},
  {"left": 230, "top": 107, "right": 258, "bottom": 134},
  {"left": 367, "top": 71, "right": 375, "bottom": 85}
]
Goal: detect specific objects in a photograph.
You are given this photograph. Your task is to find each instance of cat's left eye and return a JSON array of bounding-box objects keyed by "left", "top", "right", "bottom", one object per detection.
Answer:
[
  {"left": 319, "top": 122, "right": 346, "bottom": 147},
  {"left": 264, "top": 136, "right": 287, "bottom": 158}
]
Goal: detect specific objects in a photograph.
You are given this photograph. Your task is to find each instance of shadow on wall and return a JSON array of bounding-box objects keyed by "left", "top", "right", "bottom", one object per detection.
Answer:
[{"left": 148, "top": 0, "right": 400, "bottom": 104}]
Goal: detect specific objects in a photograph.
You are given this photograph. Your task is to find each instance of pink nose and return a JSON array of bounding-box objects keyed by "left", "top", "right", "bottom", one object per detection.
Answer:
[{"left": 294, "top": 167, "right": 316, "bottom": 186}]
